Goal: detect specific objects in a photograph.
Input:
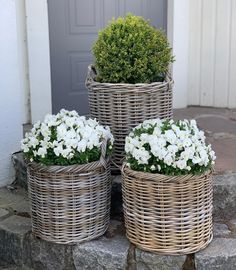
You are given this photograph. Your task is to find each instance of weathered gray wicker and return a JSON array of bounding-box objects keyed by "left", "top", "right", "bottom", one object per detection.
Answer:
[
  {"left": 26, "top": 143, "right": 111, "bottom": 244},
  {"left": 86, "top": 65, "right": 173, "bottom": 169},
  {"left": 122, "top": 164, "right": 213, "bottom": 255}
]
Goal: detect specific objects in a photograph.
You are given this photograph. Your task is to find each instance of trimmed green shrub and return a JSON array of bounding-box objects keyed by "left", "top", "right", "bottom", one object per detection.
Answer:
[{"left": 93, "top": 14, "right": 174, "bottom": 84}]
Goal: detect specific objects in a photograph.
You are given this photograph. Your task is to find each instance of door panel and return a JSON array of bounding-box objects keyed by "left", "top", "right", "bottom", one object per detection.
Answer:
[{"left": 48, "top": 0, "right": 167, "bottom": 114}]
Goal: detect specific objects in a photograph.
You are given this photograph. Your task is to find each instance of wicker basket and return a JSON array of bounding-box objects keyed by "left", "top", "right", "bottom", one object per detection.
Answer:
[
  {"left": 26, "top": 144, "right": 111, "bottom": 244},
  {"left": 86, "top": 65, "right": 173, "bottom": 169},
  {"left": 122, "top": 164, "right": 213, "bottom": 255}
]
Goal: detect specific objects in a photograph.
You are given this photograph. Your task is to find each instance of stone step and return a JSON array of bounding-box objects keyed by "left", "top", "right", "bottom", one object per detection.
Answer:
[
  {"left": 12, "top": 152, "right": 27, "bottom": 190},
  {"left": 213, "top": 172, "right": 236, "bottom": 219},
  {"left": 12, "top": 152, "right": 236, "bottom": 219},
  {"left": 0, "top": 266, "right": 32, "bottom": 270},
  {"left": 1, "top": 187, "right": 236, "bottom": 270}
]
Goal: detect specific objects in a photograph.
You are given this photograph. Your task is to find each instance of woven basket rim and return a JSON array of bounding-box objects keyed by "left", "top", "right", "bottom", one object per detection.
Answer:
[
  {"left": 25, "top": 157, "right": 110, "bottom": 173},
  {"left": 25, "top": 157, "right": 109, "bottom": 169},
  {"left": 86, "top": 64, "right": 174, "bottom": 89},
  {"left": 122, "top": 163, "right": 213, "bottom": 182}
]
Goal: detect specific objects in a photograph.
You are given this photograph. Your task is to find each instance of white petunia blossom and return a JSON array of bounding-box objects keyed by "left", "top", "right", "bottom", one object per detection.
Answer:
[
  {"left": 21, "top": 109, "right": 114, "bottom": 165},
  {"left": 125, "top": 118, "right": 216, "bottom": 175},
  {"left": 150, "top": 165, "right": 156, "bottom": 171},
  {"left": 164, "top": 130, "right": 177, "bottom": 144},
  {"left": 37, "top": 147, "right": 47, "bottom": 158}
]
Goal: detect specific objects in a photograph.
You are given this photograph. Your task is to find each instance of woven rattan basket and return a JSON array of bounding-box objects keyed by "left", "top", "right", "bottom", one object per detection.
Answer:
[
  {"left": 26, "top": 144, "right": 111, "bottom": 244},
  {"left": 122, "top": 164, "right": 213, "bottom": 255},
  {"left": 86, "top": 65, "right": 173, "bottom": 169}
]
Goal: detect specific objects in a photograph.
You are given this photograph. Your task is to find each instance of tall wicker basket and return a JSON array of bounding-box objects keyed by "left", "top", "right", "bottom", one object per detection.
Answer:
[
  {"left": 122, "top": 164, "right": 213, "bottom": 255},
  {"left": 26, "top": 147, "right": 111, "bottom": 244},
  {"left": 86, "top": 65, "right": 173, "bottom": 169}
]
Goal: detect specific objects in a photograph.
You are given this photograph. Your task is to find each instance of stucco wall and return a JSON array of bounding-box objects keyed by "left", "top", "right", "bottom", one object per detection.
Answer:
[{"left": 0, "top": 0, "right": 24, "bottom": 186}]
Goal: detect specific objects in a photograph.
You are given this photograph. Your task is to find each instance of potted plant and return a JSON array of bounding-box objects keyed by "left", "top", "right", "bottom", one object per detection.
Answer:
[
  {"left": 86, "top": 14, "right": 174, "bottom": 169},
  {"left": 21, "top": 109, "right": 114, "bottom": 244},
  {"left": 122, "top": 118, "right": 216, "bottom": 254}
]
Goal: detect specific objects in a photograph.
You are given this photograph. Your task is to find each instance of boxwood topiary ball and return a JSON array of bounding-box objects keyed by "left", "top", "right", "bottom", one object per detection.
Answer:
[{"left": 93, "top": 14, "right": 174, "bottom": 84}]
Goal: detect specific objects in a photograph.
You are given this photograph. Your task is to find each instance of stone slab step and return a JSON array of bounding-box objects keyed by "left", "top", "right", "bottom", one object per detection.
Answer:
[
  {"left": 213, "top": 172, "right": 236, "bottom": 219},
  {"left": 1, "top": 187, "right": 236, "bottom": 270},
  {"left": 0, "top": 267, "right": 32, "bottom": 270},
  {"left": 12, "top": 152, "right": 27, "bottom": 190},
  {"left": 195, "top": 238, "right": 236, "bottom": 270}
]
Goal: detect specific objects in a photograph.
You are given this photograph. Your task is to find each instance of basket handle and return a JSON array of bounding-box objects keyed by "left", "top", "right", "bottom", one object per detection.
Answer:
[
  {"left": 99, "top": 138, "right": 108, "bottom": 169},
  {"left": 110, "top": 157, "right": 125, "bottom": 171},
  {"left": 85, "top": 64, "right": 96, "bottom": 88}
]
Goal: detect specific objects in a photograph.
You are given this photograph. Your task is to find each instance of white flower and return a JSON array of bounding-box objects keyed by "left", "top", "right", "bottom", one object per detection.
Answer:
[
  {"left": 57, "top": 124, "right": 68, "bottom": 140},
  {"left": 28, "top": 137, "right": 39, "bottom": 148},
  {"left": 41, "top": 123, "right": 51, "bottom": 138},
  {"left": 164, "top": 154, "right": 173, "bottom": 166},
  {"left": 183, "top": 138, "right": 192, "bottom": 147},
  {"left": 153, "top": 127, "right": 162, "bottom": 136},
  {"left": 133, "top": 148, "right": 150, "bottom": 164},
  {"left": 167, "top": 145, "right": 178, "bottom": 154},
  {"left": 61, "top": 147, "right": 72, "bottom": 158},
  {"left": 37, "top": 147, "right": 47, "bottom": 158},
  {"left": 190, "top": 119, "right": 197, "bottom": 126},
  {"left": 34, "top": 121, "right": 41, "bottom": 129},
  {"left": 21, "top": 109, "right": 114, "bottom": 165},
  {"left": 157, "top": 138, "right": 167, "bottom": 147},
  {"left": 209, "top": 148, "right": 216, "bottom": 161},
  {"left": 77, "top": 139, "right": 87, "bottom": 152},
  {"left": 151, "top": 145, "right": 167, "bottom": 159},
  {"left": 181, "top": 147, "right": 194, "bottom": 160},
  {"left": 165, "top": 130, "right": 177, "bottom": 144},
  {"left": 150, "top": 165, "right": 156, "bottom": 171},
  {"left": 40, "top": 139, "right": 51, "bottom": 148},
  {"left": 125, "top": 118, "right": 216, "bottom": 175},
  {"left": 21, "top": 141, "right": 29, "bottom": 153},
  {"left": 44, "top": 114, "right": 59, "bottom": 127},
  {"left": 54, "top": 144, "right": 63, "bottom": 156},
  {"left": 64, "top": 116, "right": 76, "bottom": 128},
  {"left": 64, "top": 138, "right": 78, "bottom": 149},
  {"left": 192, "top": 156, "right": 201, "bottom": 164},
  {"left": 175, "top": 159, "right": 187, "bottom": 170}
]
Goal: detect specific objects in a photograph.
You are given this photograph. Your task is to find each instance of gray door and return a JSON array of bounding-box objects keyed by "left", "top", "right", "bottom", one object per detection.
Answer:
[{"left": 48, "top": 0, "right": 167, "bottom": 115}]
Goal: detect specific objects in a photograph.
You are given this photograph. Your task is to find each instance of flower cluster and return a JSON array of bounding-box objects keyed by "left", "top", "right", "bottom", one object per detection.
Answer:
[
  {"left": 21, "top": 109, "right": 114, "bottom": 166},
  {"left": 125, "top": 119, "right": 216, "bottom": 175}
]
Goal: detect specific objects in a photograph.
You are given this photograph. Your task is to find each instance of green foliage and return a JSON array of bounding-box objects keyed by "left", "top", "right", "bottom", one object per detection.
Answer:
[
  {"left": 127, "top": 154, "right": 212, "bottom": 176},
  {"left": 93, "top": 14, "right": 174, "bottom": 84},
  {"left": 24, "top": 146, "right": 102, "bottom": 166}
]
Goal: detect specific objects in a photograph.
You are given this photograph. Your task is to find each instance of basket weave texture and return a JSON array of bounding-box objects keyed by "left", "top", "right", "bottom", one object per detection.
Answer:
[
  {"left": 122, "top": 165, "right": 213, "bottom": 255},
  {"left": 27, "top": 147, "right": 111, "bottom": 244},
  {"left": 86, "top": 65, "right": 173, "bottom": 168}
]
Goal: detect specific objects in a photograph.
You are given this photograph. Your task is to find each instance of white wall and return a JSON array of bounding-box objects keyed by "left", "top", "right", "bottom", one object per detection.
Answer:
[
  {"left": 188, "top": 0, "right": 236, "bottom": 108},
  {"left": 16, "top": 0, "right": 31, "bottom": 124},
  {"left": 168, "top": 0, "right": 189, "bottom": 108},
  {"left": 0, "top": 0, "right": 24, "bottom": 186},
  {"left": 25, "top": 0, "right": 52, "bottom": 122}
]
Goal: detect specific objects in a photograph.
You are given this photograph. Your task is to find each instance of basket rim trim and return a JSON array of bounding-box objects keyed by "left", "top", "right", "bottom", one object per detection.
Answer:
[
  {"left": 122, "top": 163, "right": 213, "bottom": 182},
  {"left": 86, "top": 64, "right": 174, "bottom": 88}
]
